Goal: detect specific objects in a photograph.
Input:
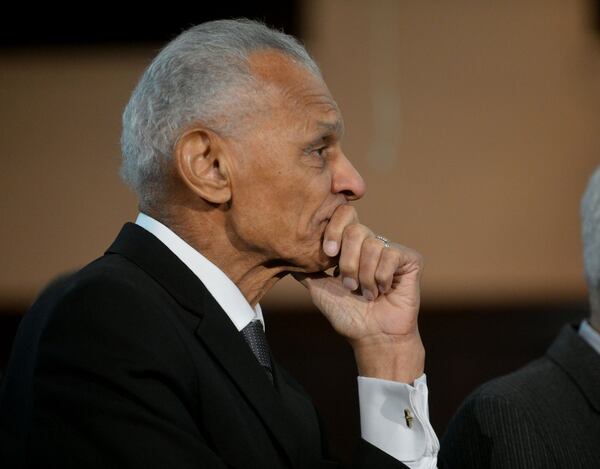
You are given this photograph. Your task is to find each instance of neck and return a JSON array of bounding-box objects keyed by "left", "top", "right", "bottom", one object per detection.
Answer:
[{"left": 148, "top": 205, "right": 288, "bottom": 307}]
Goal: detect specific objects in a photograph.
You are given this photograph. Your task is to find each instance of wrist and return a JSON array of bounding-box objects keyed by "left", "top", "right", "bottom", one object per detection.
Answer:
[{"left": 352, "top": 332, "right": 425, "bottom": 383}]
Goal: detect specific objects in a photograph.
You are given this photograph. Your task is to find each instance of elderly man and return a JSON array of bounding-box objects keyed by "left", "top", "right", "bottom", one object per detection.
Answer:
[
  {"left": 0, "top": 20, "right": 439, "bottom": 468},
  {"left": 440, "top": 165, "right": 600, "bottom": 468}
]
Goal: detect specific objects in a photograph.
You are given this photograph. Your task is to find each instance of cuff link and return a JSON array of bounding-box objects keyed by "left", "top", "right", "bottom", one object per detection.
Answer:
[{"left": 404, "top": 408, "right": 414, "bottom": 428}]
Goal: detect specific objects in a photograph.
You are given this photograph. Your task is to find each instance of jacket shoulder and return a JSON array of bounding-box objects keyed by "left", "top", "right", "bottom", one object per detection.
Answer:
[
  {"left": 19, "top": 252, "right": 197, "bottom": 377},
  {"left": 34, "top": 253, "right": 172, "bottom": 323},
  {"left": 439, "top": 358, "right": 561, "bottom": 468},
  {"left": 474, "top": 357, "right": 560, "bottom": 404}
]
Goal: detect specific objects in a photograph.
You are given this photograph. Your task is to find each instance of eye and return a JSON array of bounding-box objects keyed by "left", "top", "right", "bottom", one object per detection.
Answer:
[{"left": 310, "top": 146, "right": 327, "bottom": 158}]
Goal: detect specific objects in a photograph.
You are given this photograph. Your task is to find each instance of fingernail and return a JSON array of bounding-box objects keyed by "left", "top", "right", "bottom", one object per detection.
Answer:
[
  {"left": 378, "top": 284, "right": 385, "bottom": 293},
  {"left": 343, "top": 277, "right": 358, "bottom": 291},
  {"left": 363, "top": 290, "right": 374, "bottom": 301},
  {"left": 323, "top": 240, "right": 338, "bottom": 256}
]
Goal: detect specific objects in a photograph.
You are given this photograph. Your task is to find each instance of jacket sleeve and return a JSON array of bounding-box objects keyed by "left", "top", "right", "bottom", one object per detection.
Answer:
[
  {"left": 291, "top": 374, "right": 410, "bottom": 469},
  {"left": 352, "top": 439, "right": 410, "bottom": 469}
]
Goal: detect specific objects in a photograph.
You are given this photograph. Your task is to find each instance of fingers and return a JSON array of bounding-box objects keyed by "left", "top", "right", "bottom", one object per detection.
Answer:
[
  {"left": 339, "top": 232, "right": 423, "bottom": 301},
  {"left": 373, "top": 246, "right": 401, "bottom": 295},
  {"left": 322, "top": 204, "right": 359, "bottom": 257},
  {"left": 338, "top": 223, "right": 373, "bottom": 292},
  {"left": 358, "top": 238, "right": 384, "bottom": 300},
  {"left": 321, "top": 205, "right": 423, "bottom": 301}
]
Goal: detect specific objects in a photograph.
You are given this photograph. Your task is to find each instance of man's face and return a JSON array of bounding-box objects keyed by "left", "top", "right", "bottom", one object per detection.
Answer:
[{"left": 224, "top": 51, "right": 366, "bottom": 272}]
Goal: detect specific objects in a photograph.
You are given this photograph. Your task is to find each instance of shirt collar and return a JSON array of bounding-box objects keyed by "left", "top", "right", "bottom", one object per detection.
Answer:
[
  {"left": 579, "top": 319, "right": 600, "bottom": 356},
  {"left": 135, "top": 212, "right": 264, "bottom": 332}
]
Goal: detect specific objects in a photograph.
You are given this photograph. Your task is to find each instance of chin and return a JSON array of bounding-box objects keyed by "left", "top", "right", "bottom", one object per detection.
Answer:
[{"left": 284, "top": 249, "right": 335, "bottom": 274}]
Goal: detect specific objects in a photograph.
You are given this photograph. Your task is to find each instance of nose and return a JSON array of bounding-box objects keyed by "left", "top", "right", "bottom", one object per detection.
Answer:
[{"left": 331, "top": 150, "right": 366, "bottom": 201}]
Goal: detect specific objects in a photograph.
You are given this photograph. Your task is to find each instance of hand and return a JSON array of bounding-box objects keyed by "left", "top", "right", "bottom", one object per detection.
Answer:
[{"left": 294, "top": 205, "right": 425, "bottom": 383}]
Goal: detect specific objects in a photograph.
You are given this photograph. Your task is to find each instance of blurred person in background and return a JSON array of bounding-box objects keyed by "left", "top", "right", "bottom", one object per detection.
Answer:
[
  {"left": 0, "top": 20, "right": 441, "bottom": 469},
  {"left": 440, "top": 165, "right": 600, "bottom": 468}
]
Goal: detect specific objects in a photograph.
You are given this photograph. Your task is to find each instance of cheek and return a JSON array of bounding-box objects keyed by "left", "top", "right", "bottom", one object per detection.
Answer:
[{"left": 294, "top": 183, "right": 332, "bottom": 242}]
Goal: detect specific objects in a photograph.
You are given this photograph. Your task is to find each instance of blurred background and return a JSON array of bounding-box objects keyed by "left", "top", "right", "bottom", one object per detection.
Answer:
[{"left": 1, "top": 0, "right": 599, "bottom": 463}]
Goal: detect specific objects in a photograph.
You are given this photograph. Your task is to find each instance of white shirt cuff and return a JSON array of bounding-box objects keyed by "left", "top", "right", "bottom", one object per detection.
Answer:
[{"left": 358, "top": 374, "right": 439, "bottom": 468}]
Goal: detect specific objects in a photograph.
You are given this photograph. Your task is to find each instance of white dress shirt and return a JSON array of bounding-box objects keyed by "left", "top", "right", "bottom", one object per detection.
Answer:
[
  {"left": 579, "top": 319, "right": 600, "bottom": 356},
  {"left": 135, "top": 212, "right": 439, "bottom": 468}
]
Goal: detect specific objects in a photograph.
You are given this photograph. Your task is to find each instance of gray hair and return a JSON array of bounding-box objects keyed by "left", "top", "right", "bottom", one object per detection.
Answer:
[
  {"left": 581, "top": 165, "right": 600, "bottom": 311},
  {"left": 120, "top": 18, "right": 321, "bottom": 208}
]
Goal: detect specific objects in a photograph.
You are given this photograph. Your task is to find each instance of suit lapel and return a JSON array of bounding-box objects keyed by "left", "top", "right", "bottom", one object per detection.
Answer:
[
  {"left": 105, "top": 223, "right": 210, "bottom": 314},
  {"left": 106, "top": 223, "right": 304, "bottom": 467},
  {"left": 547, "top": 323, "right": 600, "bottom": 413},
  {"left": 196, "top": 310, "right": 308, "bottom": 467}
]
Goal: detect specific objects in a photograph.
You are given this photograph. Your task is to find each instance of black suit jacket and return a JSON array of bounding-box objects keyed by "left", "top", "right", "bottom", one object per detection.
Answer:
[
  {"left": 0, "top": 223, "right": 407, "bottom": 468},
  {"left": 440, "top": 323, "right": 600, "bottom": 468}
]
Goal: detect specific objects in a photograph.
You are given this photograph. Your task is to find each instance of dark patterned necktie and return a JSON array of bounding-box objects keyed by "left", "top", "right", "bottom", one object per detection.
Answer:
[{"left": 241, "top": 319, "right": 274, "bottom": 384}]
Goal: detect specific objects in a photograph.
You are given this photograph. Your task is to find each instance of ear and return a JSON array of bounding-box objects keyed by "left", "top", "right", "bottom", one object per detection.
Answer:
[{"left": 173, "top": 128, "right": 232, "bottom": 204}]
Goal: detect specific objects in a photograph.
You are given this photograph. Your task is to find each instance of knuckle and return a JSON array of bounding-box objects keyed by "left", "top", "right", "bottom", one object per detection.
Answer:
[
  {"left": 390, "top": 246, "right": 404, "bottom": 261},
  {"left": 414, "top": 251, "right": 424, "bottom": 267},
  {"left": 374, "top": 274, "right": 388, "bottom": 288},
  {"left": 386, "top": 245, "right": 424, "bottom": 271},
  {"left": 364, "top": 237, "right": 382, "bottom": 252},
  {"left": 359, "top": 254, "right": 376, "bottom": 274},
  {"left": 343, "top": 223, "right": 364, "bottom": 242},
  {"left": 374, "top": 266, "right": 389, "bottom": 282},
  {"left": 375, "top": 262, "right": 393, "bottom": 283},
  {"left": 381, "top": 246, "right": 399, "bottom": 263},
  {"left": 344, "top": 223, "right": 371, "bottom": 240},
  {"left": 404, "top": 247, "right": 423, "bottom": 266}
]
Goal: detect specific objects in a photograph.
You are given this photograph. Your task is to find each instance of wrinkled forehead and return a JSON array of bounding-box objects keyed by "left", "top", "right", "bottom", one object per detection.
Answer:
[{"left": 248, "top": 50, "right": 344, "bottom": 138}]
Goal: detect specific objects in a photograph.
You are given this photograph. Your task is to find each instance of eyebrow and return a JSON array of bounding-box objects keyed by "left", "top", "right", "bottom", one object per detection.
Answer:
[{"left": 316, "top": 119, "right": 345, "bottom": 139}]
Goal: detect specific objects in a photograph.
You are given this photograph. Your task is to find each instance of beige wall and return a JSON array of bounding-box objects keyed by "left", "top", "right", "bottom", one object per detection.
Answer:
[
  {"left": 286, "top": 0, "right": 599, "bottom": 306},
  {"left": 1, "top": 1, "right": 598, "bottom": 310},
  {"left": 0, "top": 47, "right": 149, "bottom": 305}
]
